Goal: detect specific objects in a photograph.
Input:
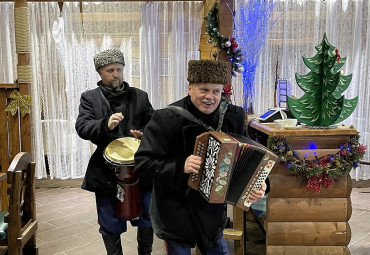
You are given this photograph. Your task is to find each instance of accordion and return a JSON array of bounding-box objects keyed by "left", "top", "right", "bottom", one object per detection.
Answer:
[{"left": 188, "top": 131, "right": 278, "bottom": 211}]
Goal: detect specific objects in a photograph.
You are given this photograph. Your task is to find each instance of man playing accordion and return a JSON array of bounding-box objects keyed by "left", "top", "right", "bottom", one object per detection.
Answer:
[{"left": 135, "top": 59, "right": 268, "bottom": 255}]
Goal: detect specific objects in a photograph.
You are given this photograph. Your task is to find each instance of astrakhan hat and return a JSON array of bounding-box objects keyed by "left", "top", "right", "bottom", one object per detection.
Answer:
[
  {"left": 187, "top": 60, "right": 230, "bottom": 85},
  {"left": 94, "top": 49, "right": 125, "bottom": 71}
]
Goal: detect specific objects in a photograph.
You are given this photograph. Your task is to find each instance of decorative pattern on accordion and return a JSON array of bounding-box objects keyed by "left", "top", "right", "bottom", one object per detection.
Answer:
[
  {"left": 214, "top": 151, "right": 233, "bottom": 196},
  {"left": 199, "top": 136, "right": 221, "bottom": 199}
]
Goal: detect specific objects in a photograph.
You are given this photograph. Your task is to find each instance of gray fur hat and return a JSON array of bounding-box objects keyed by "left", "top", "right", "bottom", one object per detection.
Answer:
[
  {"left": 187, "top": 60, "right": 230, "bottom": 85},
  {"left": 94, "top": 49, "right": 125, "bottom": 71}
]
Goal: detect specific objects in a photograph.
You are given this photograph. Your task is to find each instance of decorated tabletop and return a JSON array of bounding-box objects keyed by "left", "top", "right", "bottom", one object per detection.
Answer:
[
  {"left": 248, "top": 119, "right": 366, "bottom": 192},
  {"left": 248, "top": 120, "right": 358, "bottom": 137}
]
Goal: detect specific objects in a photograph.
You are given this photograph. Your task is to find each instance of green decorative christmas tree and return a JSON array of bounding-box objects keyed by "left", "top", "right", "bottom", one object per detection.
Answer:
[{"left": 287, "top": 33, "right": 358, "bottom": 127}]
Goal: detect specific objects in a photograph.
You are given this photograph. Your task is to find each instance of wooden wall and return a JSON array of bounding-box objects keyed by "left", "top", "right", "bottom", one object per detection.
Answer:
[{"left": 0, "top": 85, "right": 32, "bottom": 211}]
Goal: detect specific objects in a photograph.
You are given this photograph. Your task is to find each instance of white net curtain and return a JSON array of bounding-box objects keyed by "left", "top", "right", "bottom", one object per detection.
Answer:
[
  {"left": 0, "top": 3, "right": 16, "bottom": 83},
  {"left": 0, "top": 0, "right": 369, "bottom": 180},
  {"left": 0, "top": 1, "right": 203, "bottom": 179},
  {"left": 232, "top": 0, "right": 370, "bottom": 180}
]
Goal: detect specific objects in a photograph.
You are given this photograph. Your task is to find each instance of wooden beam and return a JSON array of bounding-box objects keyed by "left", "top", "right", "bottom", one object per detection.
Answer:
[
  {"left": 58, "top": 1, "right": 63, "bottom": 13},
  {"left": 0, "top": 84, "right": 18, "bottom": 89}
]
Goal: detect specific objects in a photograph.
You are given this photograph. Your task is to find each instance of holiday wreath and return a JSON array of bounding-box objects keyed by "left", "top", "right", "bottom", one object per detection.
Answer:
[{"left": 268, "top": 133, "right": 367, "bottom": 192}]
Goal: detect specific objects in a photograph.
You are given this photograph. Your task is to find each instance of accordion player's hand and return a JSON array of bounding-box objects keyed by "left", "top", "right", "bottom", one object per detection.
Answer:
[
  {"left": 248, "top": 182, "right": 267, "bottom": 203},
  {"left": 184, "top": 155, "right": 202, "bottom": 174}
]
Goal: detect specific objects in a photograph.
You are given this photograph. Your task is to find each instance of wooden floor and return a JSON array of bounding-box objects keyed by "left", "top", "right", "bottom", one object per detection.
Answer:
[{"left": 33, "top": 178, "right": 370, "bottom": 255}]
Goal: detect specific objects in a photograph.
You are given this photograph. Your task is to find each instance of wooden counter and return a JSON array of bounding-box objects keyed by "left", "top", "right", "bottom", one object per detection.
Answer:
[
  {"left": 248, "top": 120, "right": 355, "bottom": 255},
  {"left": 248, "top": 121, "right": 358, "bottom": 137}
]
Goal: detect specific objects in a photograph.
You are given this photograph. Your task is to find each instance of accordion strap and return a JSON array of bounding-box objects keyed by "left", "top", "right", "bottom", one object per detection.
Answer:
[{"left": 166, "top": 102, "right": 228, "bottom": 131}]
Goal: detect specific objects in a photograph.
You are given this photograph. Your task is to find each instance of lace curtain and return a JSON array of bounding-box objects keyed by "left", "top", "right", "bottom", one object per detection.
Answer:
[
  {"left": 140, "top": 2, "right": 203, "bottom": 109},
  {"left": 232, "top": 0, "right": 370, "bottom": 180},
  {"left": 0, "top": 3, "right": 16, "bottom": 82}
]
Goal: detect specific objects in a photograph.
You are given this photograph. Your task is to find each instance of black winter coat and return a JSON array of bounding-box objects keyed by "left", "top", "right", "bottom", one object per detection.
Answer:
[
  {"left": 75, "top": 82, "right": 154, "bottom": 194},
  {"left": 134, "top": 96, "right": 248, "bottom": 250}
]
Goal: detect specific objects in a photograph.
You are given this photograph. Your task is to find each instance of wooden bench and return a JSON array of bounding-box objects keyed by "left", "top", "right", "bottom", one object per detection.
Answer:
[{"left": 0, "top": 152, "right": 38, "bottom": 255}]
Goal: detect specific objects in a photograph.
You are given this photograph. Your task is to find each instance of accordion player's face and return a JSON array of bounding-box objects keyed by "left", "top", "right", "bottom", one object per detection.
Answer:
[{"left": 188, "top": 83, "right": 224, "bottom": 115}]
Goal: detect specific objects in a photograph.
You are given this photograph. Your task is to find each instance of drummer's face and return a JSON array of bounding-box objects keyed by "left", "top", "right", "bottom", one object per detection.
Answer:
[
  {"left": 98, "top": 63, "right": 124, "bottom": 91},
  {"left": 188, "top": 83, "right": 224, "bottom": 115}
]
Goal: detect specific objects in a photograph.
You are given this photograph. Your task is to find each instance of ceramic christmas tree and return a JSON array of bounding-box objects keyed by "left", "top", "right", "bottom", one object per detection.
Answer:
[{"left": 287, "top": 33, "right": 358, "bottom": 127}]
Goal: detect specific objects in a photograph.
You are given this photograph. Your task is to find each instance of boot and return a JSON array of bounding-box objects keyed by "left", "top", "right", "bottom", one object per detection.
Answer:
[
  {"left": 102, "top": 234, "right": 123, "bottom": 255},
  {"left": 137, "top": 227, "right": 154, "bottom": 255}
]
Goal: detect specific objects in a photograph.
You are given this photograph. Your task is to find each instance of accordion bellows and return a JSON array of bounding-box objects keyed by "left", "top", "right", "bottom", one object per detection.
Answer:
[{"left": 188, "top": 131, "right": 278, "bottom": 211}]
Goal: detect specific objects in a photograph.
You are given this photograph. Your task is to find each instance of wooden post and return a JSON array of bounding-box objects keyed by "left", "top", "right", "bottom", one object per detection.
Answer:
[
  {"left": 199, "top": 0, "right": 234, "bottom": 63},
  {"left": 218, "top": 0, "right": 233, "bottom": 63},
  {"left": 14, "top": 0, "right": 32, "bottom": 156},
  {"left": 199, "top": 0, "right": 216, "bottom": 60}
]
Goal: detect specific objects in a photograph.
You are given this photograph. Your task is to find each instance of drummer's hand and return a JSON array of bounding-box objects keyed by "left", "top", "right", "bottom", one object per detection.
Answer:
[
  {"left": 184, "top": 155, "right": 202, "bottom": 174},
  {"left": 248, "top": 182, "right": 267, "bottom": 203},
  {"left": 108, "top": 113, "right": 124, "bottom": 130},
  {"left": 130, "top": 129, "right": 143, "bottom": 139}
]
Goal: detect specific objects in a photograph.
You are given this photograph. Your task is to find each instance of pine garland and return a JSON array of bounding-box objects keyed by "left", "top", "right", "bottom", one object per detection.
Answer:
[
  {"left": 268, "top": 134, "right": 367, "bottom": 192},
  {"left": 205, "top": 3, "right": 244, "bottom": 77}
]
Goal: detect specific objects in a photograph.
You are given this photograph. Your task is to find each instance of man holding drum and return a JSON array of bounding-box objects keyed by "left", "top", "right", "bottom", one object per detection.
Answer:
[
  {"left": 135, "top": 59, "right": 268, "bottom": 254},
  {"left": 75, "top": 49, "right": 154, "bottom": 255}
]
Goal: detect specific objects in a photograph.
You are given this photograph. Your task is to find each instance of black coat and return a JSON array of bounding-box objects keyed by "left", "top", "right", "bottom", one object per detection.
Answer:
[
  {"left": 75, "top": 82, "right": 154, "bottom": 194},
  {"left": 134, "top": 97, "right": 248, "bottom": 249}
]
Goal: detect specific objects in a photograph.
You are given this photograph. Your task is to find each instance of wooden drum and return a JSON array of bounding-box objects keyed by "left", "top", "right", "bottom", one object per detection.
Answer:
[{"left": 104, "top": 137, "right": 143, "bottom": 220}]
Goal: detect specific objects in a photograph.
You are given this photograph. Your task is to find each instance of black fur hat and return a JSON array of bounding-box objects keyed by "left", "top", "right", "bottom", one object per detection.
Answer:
[{"left": 187, "top": 60, "right": 230, "bottom": 85}]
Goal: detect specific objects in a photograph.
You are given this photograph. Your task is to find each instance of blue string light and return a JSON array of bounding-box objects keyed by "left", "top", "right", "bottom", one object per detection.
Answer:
[
  {"left": 309, "top": 143, "right": 317, "bottom": 150},
  {"left": 235, "top": 0, "right": 277, "bottom": 112}
]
